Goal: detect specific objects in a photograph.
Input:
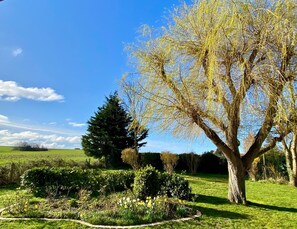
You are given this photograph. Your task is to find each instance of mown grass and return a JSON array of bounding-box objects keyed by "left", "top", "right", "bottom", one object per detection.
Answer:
[
  {"left": 0, "top": 146, "right": 89, "bottom": 166},
  {"left": 0, "top": 173, "right": 296, "bottom": 228}
]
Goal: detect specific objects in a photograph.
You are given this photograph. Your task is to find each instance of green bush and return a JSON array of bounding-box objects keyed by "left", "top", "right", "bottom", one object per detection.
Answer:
[
  {"left": 21, "top": 167, "right": 95, "bottom": 197},
  {"left": 133, "top": 166, "right": 161, "bottom": 199},
  {"left": 97, "top": 170, "right": 135, "bottom": 194},
  {"left": 21, "top": 166, "right": 190, "bottom": 200},
  {"left": 133, "top": 166, "right": 191, "bottom": 200},
  {"left": 21, "top": 167, "right": 134, "bottom": 197},
  {"left": 160, "top": 173, "right": 191, "bottom": 200},
  {"left": 0, "top": 159, "right": 105, "bottom": 186}
]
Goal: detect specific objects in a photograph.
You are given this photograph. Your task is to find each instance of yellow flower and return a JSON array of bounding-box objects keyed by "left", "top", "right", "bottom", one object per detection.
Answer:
[
  {"left": 35, "top": 204, "right": 38, "bottom": 209},
  {"left": 147, "top": 200, "right": 152, "bottom": 208},
  {"left": 138, "top": 201, "right": 145, "bottom": 206}
]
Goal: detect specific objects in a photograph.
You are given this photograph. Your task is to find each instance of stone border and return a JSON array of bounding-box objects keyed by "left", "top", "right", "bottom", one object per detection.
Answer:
[{"left": 0, "top": 206, "right": 201, "bottom": 228}]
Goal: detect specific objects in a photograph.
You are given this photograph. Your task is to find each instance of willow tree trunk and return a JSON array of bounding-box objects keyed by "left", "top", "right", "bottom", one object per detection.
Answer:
[
  {"left": 227, "top": 159, "right": 247, "bottom": 204},
  {"left": 284, "top": 136, "right": 297, "bottom": 187},
  {"left": 290, "top": 135, "right": 297, "bottom": 187}
]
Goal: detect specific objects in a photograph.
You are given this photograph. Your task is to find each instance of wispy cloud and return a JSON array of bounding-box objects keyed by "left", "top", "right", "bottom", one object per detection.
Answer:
[
  {"left": 0, "top": 129, "right": 81, "bottom": 149},
  {"left": 68, "top": 122, "right": 86, "bottom": 127},
  {"left": 0, "top": 120, "right": 81, "bottom": 136},
  {"left": 12, "top": 48, "right": 23, "bottom": 57},
  {"left": 0, "top": 114, "right": 9, "bottom": 123},
  {"left": 0, "top": 80, "right": 64, "bottom": 102}
]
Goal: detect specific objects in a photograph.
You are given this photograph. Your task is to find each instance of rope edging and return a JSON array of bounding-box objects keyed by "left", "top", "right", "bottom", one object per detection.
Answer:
[{"left": 0, "top": 206, "right": 201, "bottom": 228}]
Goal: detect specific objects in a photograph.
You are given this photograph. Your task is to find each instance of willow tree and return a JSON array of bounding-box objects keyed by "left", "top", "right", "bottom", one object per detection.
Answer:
[
  {"left": 123, "top": 0, "right": 297, "bottom": 204},
  {"left": 276, "top": 82, "right": 297, "bottom": 186}
]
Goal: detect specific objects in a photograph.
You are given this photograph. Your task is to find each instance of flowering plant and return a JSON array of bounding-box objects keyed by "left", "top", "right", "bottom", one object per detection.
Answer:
[{"left": 117, "top": 195, "right": 190, "bottom": 222}]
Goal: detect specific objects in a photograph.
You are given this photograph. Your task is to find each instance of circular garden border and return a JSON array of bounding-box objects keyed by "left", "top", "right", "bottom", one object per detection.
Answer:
[{"left": 0, "top": 206, "right": 201, "bottom": 228}]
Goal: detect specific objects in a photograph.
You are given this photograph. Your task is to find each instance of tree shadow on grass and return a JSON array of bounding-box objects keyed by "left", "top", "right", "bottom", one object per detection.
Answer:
[
  {"left": 248, "top": 202, "right": 297, "bottom": 213},
  {"left": 187, "top": 173, "right": 228, "bottom": 183},
  {"left": 192, "top": 205, "right": 250, "bottom": 219},
  {"left": 192, "top": 194, "right": 229, "bottom": 205},
  {"left": 0, "top": 184, "right": 18, "bottom": 192}
]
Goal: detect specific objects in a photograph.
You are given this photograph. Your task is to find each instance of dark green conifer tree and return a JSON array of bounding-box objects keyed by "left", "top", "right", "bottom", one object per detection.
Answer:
[{"left": 82, "top": 92, "right": 148, "bottom": 167}]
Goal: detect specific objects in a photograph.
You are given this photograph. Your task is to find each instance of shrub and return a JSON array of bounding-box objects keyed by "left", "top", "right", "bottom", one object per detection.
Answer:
[
  {"left": 97, "top": 170, "right": 135, "bottom": 194},
  {"left": 21, "top": 167, "right": 95, "bottom": 197},
  {"left": 121, "top": 148, "right": 140, "bottom": 170},
  {"left": 133, "top": 166, "right": 161, "bottom": 199},
  {"left": 21, "top": 167, "right": 134, "bottom": 197},
  {"left": 0, "top": 163, "right": 25, "bottom": 185},
  {"left": 160, "top": 173, "right": 191, "bottom": 200},
  {"left": 0, "top": 159, "right": 105, "bottom": 186},
  {"left": 133, "top": 166, "right": 191, "bottom": 200},
  {"left": 160, "top": 151, "right": 179, "bottom": 174}
]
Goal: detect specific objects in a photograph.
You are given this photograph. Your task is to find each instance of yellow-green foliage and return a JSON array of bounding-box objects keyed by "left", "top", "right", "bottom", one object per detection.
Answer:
[
  {"left": 121, "top": 148, "right": 140, "bottom": 170},
  {"left": 160, "top": 151, "right": 179, "bottom": 174},
  {"left": 123, "top": 0, "right": 297, "bottom": 144}
]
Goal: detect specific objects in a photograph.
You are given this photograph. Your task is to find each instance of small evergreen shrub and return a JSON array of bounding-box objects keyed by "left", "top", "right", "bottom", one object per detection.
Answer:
[
  {"left": 21, "top": 167, "right": 95, "bottom": 197},
  {"left": 133, "top": 166, "right": 191, "bottom": 200},
  {"left": 97, "top": 170, "right": 135, "bottom": 194},
  {"left": 160, "top": 173, "right": 191, "bottom": 200},
  {"left": 133, "top": 165, "right": 161, "bottom": 199}
]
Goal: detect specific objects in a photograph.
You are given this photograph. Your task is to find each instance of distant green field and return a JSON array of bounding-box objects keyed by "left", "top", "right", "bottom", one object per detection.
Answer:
[{"left": 0, "top": 146, "right": 90, "bottom": 166}]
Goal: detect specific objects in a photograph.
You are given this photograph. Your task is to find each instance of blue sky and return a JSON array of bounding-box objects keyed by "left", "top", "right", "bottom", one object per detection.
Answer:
[{"left": 0, "top": 0, "right": 215, "bottom": 153}]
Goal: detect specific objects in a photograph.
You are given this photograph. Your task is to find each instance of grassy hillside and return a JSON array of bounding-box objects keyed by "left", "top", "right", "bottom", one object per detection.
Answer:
[
  {"left": 0, "top": 146, "right": 89, "bottom": 166},
  {"left": 0, "top": 174, "right": 296, "bottom": 228}
]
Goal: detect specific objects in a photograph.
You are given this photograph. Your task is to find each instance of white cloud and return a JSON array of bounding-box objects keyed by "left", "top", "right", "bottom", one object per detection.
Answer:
[
  {"left": 0, "top": 129, "right": 81, "bottom": 149},
  {"left": 0, "top": 114, "right": 9, "bottom": 123},
  {"left": 0, "top": 80, "right": 64, "bottom": 102},
  {"left": 68, "top": 122, "right": 86, "bottom": 127},
  {"left": 12, "top": 48, "right": 23, "bottom": 57}
]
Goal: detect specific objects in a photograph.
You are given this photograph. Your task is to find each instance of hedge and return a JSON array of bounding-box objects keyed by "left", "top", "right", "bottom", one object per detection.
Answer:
[{"left": 21, "top": 167, "right": 134, "bottom": 197}]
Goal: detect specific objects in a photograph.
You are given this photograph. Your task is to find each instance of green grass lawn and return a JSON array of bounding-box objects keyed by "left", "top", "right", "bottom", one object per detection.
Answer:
[
  {"left": 0, "top": 173, "right": 296, "bottom": 228},
  {"left": 0, "top": 146, "right": 89, "bottom": 166}
]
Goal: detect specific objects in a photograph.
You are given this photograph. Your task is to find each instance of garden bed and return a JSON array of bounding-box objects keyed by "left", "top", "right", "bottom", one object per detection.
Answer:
[
  {"left": 0, "top": 166, "right": 198, "bottom": 226},
  {"left": 0, "top": 190, "right": 199, "bottom": 226}
]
